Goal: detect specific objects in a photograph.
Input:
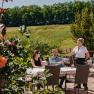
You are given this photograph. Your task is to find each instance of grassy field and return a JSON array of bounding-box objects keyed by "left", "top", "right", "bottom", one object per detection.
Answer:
[{"left": 6, "top": 24, "right": 76, "bottom": 49}]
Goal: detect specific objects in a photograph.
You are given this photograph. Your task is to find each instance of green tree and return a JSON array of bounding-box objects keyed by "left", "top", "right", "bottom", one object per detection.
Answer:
[
  {"left": 42, "top": 5, "right": 53, "bottom": 24},
  {"left": 71, "top": 7, "right": 94, "bottom": 50},
  {"left": 2, "top": 1, "right": 93, "bottom": 26}
]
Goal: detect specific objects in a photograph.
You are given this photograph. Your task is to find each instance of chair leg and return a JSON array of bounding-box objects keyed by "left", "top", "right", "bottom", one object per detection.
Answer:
[
  {"left": 52, "top": 85, "right": 54, "bottom": 91},
  {"left": 65, "top": 79, "right": 67, "bottom": 93},
  {"left": 47, "top": 85, "right": 48, "bottom": 89},
  {"left": 32, "top": 84, "right": 35, "bottom": 93},
  {"left": 74, "top": 88, "right": 76, "bottom": 94},
  {"left": 74, "top": 87, "right": 80, "bottom": 94},
  {"left": 87, "top": 90, "right": 88, "bottom": 94},
  {"left": 78, "top": 87, "right": 80, "bottom": 93},
  {"left": 65, "top": 85, "right": 67, "bottom": 93},
  {"left": 44, "top": 84, "right": 45, "bottom": 89}
]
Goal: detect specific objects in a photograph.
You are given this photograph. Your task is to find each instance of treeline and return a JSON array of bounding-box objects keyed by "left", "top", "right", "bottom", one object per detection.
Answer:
[{"left": 3, "top": 1, "right": 94, "bottom": 26}]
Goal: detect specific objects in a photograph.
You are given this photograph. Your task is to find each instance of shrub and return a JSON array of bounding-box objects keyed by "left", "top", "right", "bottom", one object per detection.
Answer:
[
  {"left": 71, "top": 8, "right": 94, "bottom": 50},
  {"left": 30, "top": 40, "right": 58, "bottom": 56}
]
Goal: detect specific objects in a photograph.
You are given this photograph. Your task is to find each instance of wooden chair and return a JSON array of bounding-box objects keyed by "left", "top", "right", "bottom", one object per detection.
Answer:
[
  {"left": 65, "top": 64, "right": 89, "bottom": 94},
  {"left": 45, "top": 65, "right": 60, "bottom": 90},
  {"left": 75, "top": 64, "right": 89, "bottom": 94}
]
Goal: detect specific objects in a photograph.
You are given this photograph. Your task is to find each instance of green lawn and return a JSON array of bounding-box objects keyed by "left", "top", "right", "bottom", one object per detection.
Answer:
[{"left": 6, "top": 24, "right": 76, "bottom": 49}]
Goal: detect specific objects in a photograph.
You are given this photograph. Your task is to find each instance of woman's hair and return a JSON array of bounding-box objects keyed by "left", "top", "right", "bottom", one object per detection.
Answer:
[
  {"left": 77, "top": 38, "right": 84, "bottom": 44},
  {"left": 32, "top": 50, "right": 40, "bottom": 59}
]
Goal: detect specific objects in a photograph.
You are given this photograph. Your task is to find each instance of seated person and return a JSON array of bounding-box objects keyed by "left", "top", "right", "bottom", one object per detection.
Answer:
[
  {"left": 49, "top": 49, "right": 65, "bottom": 88},
  {"left": 49, "top": 49, "right": 64, "bottom": 66},
  {"left": 31, "top": 50, "right": 46, "bottom": 68},
  {"left": 31, "top": 50, "right": 46, "bottom": 89}
]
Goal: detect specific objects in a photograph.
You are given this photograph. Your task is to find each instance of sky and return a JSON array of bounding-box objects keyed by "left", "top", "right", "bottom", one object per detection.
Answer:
[{"left": 0, "top": 0, "right": 88, "bottom": 8}]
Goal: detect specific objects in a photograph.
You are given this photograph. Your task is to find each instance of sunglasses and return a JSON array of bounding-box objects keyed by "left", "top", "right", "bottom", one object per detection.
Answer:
[{"left": 37, "top": 53, "right": 41, "bottom": 54}]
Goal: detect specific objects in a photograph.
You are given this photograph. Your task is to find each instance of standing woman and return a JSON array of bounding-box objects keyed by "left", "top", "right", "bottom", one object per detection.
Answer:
[
  {"left": 31, "top": 50, "right": 46, "bottom": 68},
  {"left": 72, "top": 38, "right": 90, "bottom": 90}
]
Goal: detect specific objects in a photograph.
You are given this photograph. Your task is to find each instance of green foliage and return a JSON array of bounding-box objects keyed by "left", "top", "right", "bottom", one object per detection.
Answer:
[
  {"left": 30, "top": 40, "right": 56, "bottom": 56},
  {"left": 0, "top": 37, "right": 32, "bottom": 93},
  {"left": 3, "top": 1, "right": 94, "bottom": 26},
  {"left": 1, "top": 25, "right": 66, "bottom": 93},
  {"left": 6, "top": 25, "right": 75, "bottom": 51},
  {"left": 71, "top": 7, "right": 94, "bottom": 50}
]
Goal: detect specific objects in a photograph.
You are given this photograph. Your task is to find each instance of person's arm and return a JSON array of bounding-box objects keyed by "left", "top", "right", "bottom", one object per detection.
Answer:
[
  {"left": 40, "top": 58, "right": 47, "bottom": 66},
  {"left": 58, "top": 57, "right": 64, "bottom": 65},
  {"left": 84, "top": 47, "right": 90, "bottom": 60},
  {"left": 85, "top": 52, "right": 90, "bottom": 60},
  {"left": 31, "top": 59, "right": 38, "bottom": 68},
  {"left": 71, "top": 47, "right": 76, "bottom": 56},
  {"left": 85, "top": 52, "right": 92, "bottom": 65}
]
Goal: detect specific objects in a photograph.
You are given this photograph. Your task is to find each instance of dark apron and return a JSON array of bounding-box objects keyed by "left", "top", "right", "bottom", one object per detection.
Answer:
[
  {"left": 75, "top": 58, "right": 87, "bottom": 87},
  {"left": 75, "top": 58, "right": 85, "bottom": 65}
]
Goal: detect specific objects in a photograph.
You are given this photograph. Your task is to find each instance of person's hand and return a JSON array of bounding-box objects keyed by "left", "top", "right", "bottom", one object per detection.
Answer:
[
  {"left": 71, "top": 64, "right": 74, "bottom": 67},
  {"left": 61, "top": 61, "right": 64, "bottom": 65},
  {"left": 86, "top": 59, "right": 92, "bottom": 67},
  {"left": 33, "top": 66, "right": 39, "bottom": 68},
  {"left": 41, "top": 61, "right": 47, "bottom": 66}
]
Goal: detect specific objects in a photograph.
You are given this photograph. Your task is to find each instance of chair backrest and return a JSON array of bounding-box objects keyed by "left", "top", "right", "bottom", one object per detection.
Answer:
[
  {"left": 69, "top": 55, "right": 75, "bottom": 66},
  {"left": 45, "top": 65, "right": 60, "bottom": 86},
  {"left": 75, "top": 64, "right": 89, "bottom": 84}
]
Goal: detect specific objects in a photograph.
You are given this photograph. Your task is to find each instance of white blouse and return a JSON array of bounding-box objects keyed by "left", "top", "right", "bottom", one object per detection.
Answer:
[{"left": 73, "top": 46, "right": 88, "bottom": 58}]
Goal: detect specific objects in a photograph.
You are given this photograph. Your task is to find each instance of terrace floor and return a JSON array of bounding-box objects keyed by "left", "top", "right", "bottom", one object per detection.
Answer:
[{"left": 64, "top": 77, "right": 94, "bottom": 94}]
